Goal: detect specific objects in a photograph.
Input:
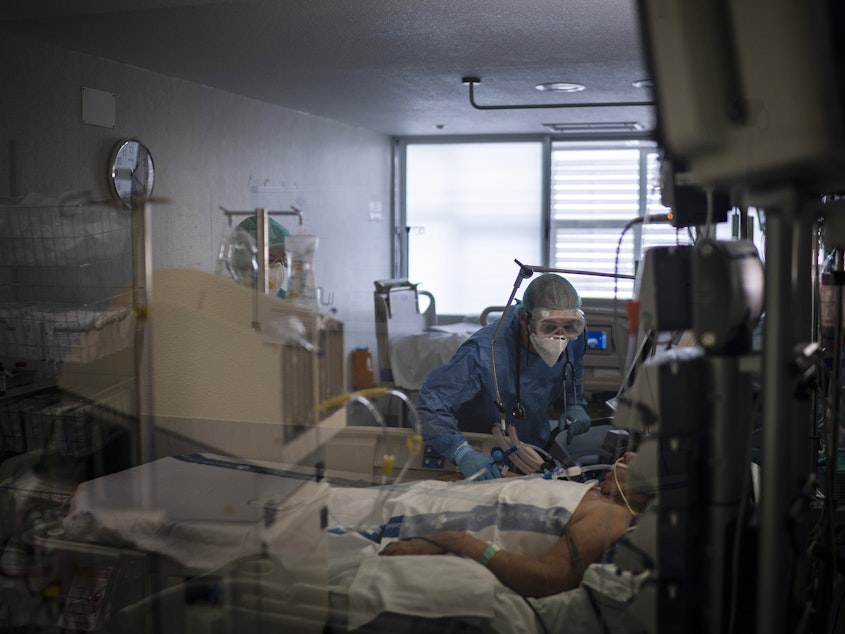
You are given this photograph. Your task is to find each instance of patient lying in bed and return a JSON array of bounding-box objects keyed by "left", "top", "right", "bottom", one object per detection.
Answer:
[
  {"left": 55, "top": 452, "right": 652, "bottom": 634},
  {"left": 328, "top": 453, "right": 653, "bottom": 633},
  {"left": 376, "top": 452, "right": 650, "bottom": 598}
]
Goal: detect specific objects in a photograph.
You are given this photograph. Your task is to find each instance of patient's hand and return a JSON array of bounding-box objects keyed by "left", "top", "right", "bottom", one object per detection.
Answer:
[{"left": 379, "top": 536, "right": 447, "bottom": 557}]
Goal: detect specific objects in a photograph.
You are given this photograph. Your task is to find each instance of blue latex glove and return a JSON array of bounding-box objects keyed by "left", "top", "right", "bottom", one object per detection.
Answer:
[
  {"left": 560, "top": 405, "right": 592, "bottom": 444},
  {"left": 453, "top": 444, "right": 502, "bottom": 481}
]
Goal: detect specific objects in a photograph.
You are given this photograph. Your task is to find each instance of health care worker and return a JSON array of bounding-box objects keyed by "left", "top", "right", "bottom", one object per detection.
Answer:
[
  {"left": 235, "top": 215, "right": 290, "bottom": 297},
  {"left": 417, "top": 274, "right": 591, "bottom": 480}
]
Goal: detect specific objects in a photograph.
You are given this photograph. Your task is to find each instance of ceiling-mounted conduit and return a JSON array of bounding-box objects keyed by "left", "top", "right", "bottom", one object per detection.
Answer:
[{"left": 462, "top": 77, "right": 655, "bottom": 111}]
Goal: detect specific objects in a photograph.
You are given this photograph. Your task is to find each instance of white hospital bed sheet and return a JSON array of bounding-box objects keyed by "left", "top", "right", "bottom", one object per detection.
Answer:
[
  {"left": 346, "top": 557, "right": 649, "bottom": 634},
  {"left": 62, "top": 454, "right": 330, "bottom": 572},
  {"left": 328, "top": 476, "right": 594, "bottom": 554}
]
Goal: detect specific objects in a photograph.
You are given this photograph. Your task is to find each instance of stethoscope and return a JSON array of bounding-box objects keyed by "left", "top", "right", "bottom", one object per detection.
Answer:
[
  {"left": 510, "top": 319, "right": 575, "bottom": 420},
  {"left": 511, "top": 327, "right": 527, "bottom": 419},
  {"left": 489, "top": 258, "right": 584, "bottom": 433}
]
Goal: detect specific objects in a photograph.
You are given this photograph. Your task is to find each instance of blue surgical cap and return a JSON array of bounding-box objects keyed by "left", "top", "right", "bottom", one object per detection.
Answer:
[
  {"left": 236, "top": 216, "right": 290, "bottom": 247},
  {"left": 518, "top": 274, "right": 581, "bottom": 315}
]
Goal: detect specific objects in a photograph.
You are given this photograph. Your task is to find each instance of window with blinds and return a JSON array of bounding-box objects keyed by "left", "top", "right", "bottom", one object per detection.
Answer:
[
  {"left": 403, "top": 139, "right": 757, "bottom": 314},
  {"left": 550, "top": 141, "right": 691, "bottom": 300}
]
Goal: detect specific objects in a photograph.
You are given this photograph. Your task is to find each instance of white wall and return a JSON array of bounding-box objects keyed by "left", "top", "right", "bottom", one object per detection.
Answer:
[{"left": 0, "top": 34, "right": 393, "bottom": 385}]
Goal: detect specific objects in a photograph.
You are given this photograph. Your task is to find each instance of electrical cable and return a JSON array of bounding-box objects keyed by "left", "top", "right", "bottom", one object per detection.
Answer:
[
  {"left": 610, "top": 213, "right": 677, "bottom": 399},
  {"left": 820, "top": 248, "right": 844, "bottom": 607},
  {"left": 613, "top": 216, "right": 643, "bottom": 308}
]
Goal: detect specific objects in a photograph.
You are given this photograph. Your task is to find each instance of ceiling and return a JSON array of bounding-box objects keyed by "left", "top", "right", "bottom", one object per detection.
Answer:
[{"left": 1, "top": 0, "right": 657, "bottom": 138}]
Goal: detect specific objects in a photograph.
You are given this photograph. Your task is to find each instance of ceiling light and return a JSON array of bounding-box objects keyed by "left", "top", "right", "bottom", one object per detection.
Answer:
[
  {"left": 632, "top": 79, "right": 654, "bottom": 89},
  {"left": 461, "top": 77, "right": 654, "bottom": 111},
  {"left": 535, "top": 82, "right": 585, "bottom": 93},
  {"left": 542, "top": 122, "right": 646, "bottom": 134}
]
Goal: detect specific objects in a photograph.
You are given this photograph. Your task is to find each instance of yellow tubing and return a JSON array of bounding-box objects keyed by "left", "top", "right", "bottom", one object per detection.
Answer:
[
  {"left": 381, "top": 454, "right": 395, "bottom": 477},
  {"left": 317, "top": 387, "right": 390, "bottom": 412},
  {"left": 406, "top": 434, "right": 423, "bottom": 456}
]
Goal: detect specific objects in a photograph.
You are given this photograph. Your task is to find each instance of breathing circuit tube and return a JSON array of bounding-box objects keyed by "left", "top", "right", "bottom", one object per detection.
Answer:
[
  {"left": 318, "top": 387, "right": 425, "bottom": 533},
  {"left": 318, "top": 387, "right": 423, "bottom": 481}
]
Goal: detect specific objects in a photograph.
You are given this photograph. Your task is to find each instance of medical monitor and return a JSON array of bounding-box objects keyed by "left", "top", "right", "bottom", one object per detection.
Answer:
[
  {"left": 580, "top": 298, "right": 629, "bottom": 395},
  {"left": 587, "top": 329, "right": 609, "bottom": 352},
  {"left": 637, "top": 0, "right": 845, "bottom": 194}
]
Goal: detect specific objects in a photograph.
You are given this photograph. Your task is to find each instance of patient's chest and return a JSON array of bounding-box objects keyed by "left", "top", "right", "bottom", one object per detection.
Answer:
[
  {"left": 579, "top": 488, "right": 607, "bottom": 504},
  {"left": 569, "top": 487, "right": 632, "bottom": 535},
  {"left": 570, "top": 488, "right": 613, "bottom": 521}
]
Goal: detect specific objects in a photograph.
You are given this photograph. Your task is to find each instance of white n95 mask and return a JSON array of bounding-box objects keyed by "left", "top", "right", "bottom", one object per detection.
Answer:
[
  {"left": 268, "top": 262, "right": 286, "bottom": 296},
  {"left": 530, "top": 333, "right": 568, "bottom": 367}
]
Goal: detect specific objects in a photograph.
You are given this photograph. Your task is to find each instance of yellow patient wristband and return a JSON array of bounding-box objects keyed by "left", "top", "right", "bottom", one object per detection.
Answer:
[{"left": 478, "top": 543, "right": 500, "bottom": 566}]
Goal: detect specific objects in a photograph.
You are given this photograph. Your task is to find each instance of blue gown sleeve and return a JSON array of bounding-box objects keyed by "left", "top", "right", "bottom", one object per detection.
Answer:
[{"left": 416, "top": 339, "right": 488, "bottom": 461}]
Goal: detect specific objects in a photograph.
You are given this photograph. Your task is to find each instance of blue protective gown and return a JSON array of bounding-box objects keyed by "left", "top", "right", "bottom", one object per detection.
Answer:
[{"left": 416, "top": 308, "right": 588, "bottom": 462}]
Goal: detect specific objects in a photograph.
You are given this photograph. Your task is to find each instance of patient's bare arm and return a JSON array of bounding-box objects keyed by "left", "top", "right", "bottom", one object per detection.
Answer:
[{"left": 378, "top": 498, "right": 634, "bottom": 598}]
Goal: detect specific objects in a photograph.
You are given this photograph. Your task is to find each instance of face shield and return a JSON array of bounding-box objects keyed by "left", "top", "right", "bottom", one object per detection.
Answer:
[
  {"left": 267, "top": 245, "right": 287, "bottom": 297},
  {"left": 227, "top": 216, "right": 291, "bottom": 297},
  {"left": 268, "top": 245, "right": 287, "bottom": 267},
  {"left": 527, "top": 308, "right": 585, "bottom": 367},
  {"left": 530, "top": 308, "right": 586, "bottom": 339}
]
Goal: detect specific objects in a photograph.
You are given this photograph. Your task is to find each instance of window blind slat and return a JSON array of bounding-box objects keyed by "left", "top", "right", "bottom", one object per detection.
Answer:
[
  {"left": 406, "top": 141, "right": 760, "bottom": 310},
  {"left": 551, "top": 143, "right": 682, "bottom": 299}
]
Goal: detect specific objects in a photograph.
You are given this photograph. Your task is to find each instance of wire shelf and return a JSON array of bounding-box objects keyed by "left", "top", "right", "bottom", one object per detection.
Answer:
[
  {"left": 0, "top": 203, "right": 135, "bottom": 379},
  {"left": 0, "top": 385, "right": 134, "bottom": 457}
]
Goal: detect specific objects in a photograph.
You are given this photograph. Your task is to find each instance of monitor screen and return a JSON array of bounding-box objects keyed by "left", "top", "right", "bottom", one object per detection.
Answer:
[{"left": 587, "top": 329, "right": 610, "bottom": 352}]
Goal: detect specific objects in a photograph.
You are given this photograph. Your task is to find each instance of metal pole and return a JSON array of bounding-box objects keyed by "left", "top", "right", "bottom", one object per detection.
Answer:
[
  {"left": 522, "top": 264, "right": 636, "bottom": 280},
  {"left": 132, "top": 197, "right": 154, "bottom": 466},
  {"left": 756, "top": 187, "right": 801, "bottom": 634},
  {"left": 254, "top": 207, "right": 269, "bottom": 331}
]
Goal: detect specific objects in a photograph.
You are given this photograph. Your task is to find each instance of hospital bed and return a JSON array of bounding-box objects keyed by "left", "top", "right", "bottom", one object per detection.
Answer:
[
  {"left": 373, "top": 279, "right": 482, "bottom": 392},
  {"left": 12, "top": 451, "right": 648, "bottom": 634}
]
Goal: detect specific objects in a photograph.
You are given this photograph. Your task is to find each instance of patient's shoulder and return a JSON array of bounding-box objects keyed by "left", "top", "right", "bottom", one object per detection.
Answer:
[{"left": 571, "top": 489, "right": 631, "bottom": 526}]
